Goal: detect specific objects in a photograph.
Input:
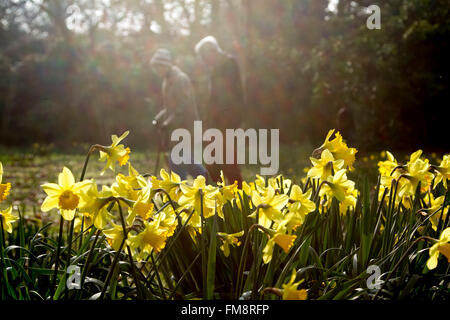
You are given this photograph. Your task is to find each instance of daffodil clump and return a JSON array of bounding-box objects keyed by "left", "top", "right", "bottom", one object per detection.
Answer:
[
  {"left": 307, "top": 129, "right": 358, "bottom": 215},
  {"left": 377, "top": 150, "right": 449, "bottom": 223},
  {"left": 0, "top": 162, "right": 17, "bottom": 234},
  {"left": 2, "top": 129, "right": 448, "bottom": 300},
  {"left": 40, "top": 131, "right": 449, "bottom": 293}
]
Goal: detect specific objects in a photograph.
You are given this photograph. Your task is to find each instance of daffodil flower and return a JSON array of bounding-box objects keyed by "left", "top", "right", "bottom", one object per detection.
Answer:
[
  {"left": 319, "top": 169, "right": 355, "bottom": 203},
  {"left": 250, "top": 187, "right": 289, "bottom": 228},
  {"left": 210, "top": 171, "right": 239, "bottom": 219},
  {"left": 78, "top": 182, "right": 114, "bottom": 229},
  {"left": 316, "top": 129, "right": 358, "bottom": 171},
  {"left": 425, "top": 194, "right": 448, "bottom": 231},
  {"left": 236, "top": 181, "right": 255, "bottom": 211},
  {"left": 0, "top": 206, "right": 18, "bottom": 233},
  {"left": 288, "top": 186, "right": 316, "bottom": 216},
  {"left": 308, "top": 149, "right": 344, "bottom": 181},
  {"left": 262, "top": 226, "right": 297, "bottom": 264},
  {"left": 377, "top": 151, "right": 398, "bottom": 177},
  {"left": 281, "top": 269, "right": 307, "bottom": 300},
  {"left": 128, "top": 217, "right": 168, "bottom": 254},
  {"left": 217, "top": 230, "right": 244, "bottom": 257},
  {"left": 98, "top": 131, "right": 131, "bottom": 174},
  {"left": 158, "top": 206, "right": 178, "bottom": 238},
  {"left": 281, "top": 186, "right": 316, "bottom": 230},
  {"left": 157, "top": 168, "right": 183, "bottom": 201},
  {"left": 134, "top": 201, "right": 155, "bottom": 220},
  {"left": 434, "top": 155, "right": 450, "bottom": 189},
  {"left": 41, "top": 167, "right": 93, "bottom": 221},
  {"left": 74, "top": 212, "right": 94, "bottom": 233},
  {"left": 427, "top": 227, "right": 450, "bottom": 270},
  {"left": 178, "top": 175, "right": 219, "bottom": 228},
  {"left": 103, "top": 222, "right": 126, "bottom": 251},
  {"left": 0, "top": 162, "right": 11, "bottom": 203},
  {"left": 398, "top": 150, "right": 433, "bottom": 197}
]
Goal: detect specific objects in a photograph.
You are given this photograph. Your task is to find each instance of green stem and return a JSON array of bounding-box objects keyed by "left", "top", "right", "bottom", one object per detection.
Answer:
[
  {"left": 99, "top": 202, "right": 129, "bottom": 300},
  {"left": 79, "top": 215, "right": 84, "bottom": 250},
  {"left": 77, "top": 228, "right": 100, "bottom": 299},
  {"left": 168, "top": 252, "right": 201, "bottom": 300},
  {"left": 0, "top": 216, "right": 5, "bottom": 265},
  {"left": 251, "top": 208, "right": 260, "bottom": 299},
  {"left": 75, "top": 144, "right": 99, "bottom": 264},
  {"left": 116, "top": 202, "right": 144, "bottom": 299},
  {"left": 52, "top": 216, "right": 64, "bottom": 298},
  {"left": 0, "top": 214, "right": 5, "bottom": 244},
  {"left": 65, "top": 218, "right": 75, "bottom": 299},
  {"left": 79, "top": 144, "right": 102, "bottom": 182},
  {"left": 235, "top": 223, "right": 264, "bottom": 299},
  {"left": 372, "top": 236, "right": 434, "bottom": 300},
  {"left": 151, "top": 252, "right": 166, "bottom": 300}
]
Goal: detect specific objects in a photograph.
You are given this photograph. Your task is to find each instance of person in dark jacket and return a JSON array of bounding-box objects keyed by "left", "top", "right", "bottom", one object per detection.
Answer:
[{"left": 195, "top": 36, "right": 244, "bottom": 187}]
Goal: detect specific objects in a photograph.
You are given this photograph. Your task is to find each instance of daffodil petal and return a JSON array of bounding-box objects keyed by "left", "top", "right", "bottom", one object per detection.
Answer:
[
  {"left": 41, "top": 183, "right": 62, "bottom": 196},
  {"left": 41, "top": 196, "right": 59, "bottom": 212},
  {"left": 59, "top": 167, "right": 75, "bottom": 189}
]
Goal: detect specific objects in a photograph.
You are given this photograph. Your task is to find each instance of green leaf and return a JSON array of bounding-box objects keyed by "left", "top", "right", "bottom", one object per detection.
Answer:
[{"left": 205, "top": 210, "right": 218, "bottom": 299}]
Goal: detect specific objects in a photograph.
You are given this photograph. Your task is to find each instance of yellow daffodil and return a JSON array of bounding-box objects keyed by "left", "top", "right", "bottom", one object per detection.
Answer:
[
  {"left": 398, "top": 150, "right": 433, "bottom": 198},
  {"left": 250, "top": 187, "right": 289, "bottom": 228},
  {"left": 339, "top": 187, "right": 357, "bottom": 215},
  {"left": 281, "top": 269, "right": 307, "bottom": 300},
  {"left": 111, "top": 166, "right": 147, "bottom": 201},
  {"left": 157, "top": 168, "right": 184, "bottom": 201},
  {"left": 0, "top": 206, "right": 17, "bottom": 233},
  {"left": 434, "top": 155, "right": 450, "bottom": 189},
  {"left": 103, "top": 222, "right": 126, "bottom": 251},
  {"left": 273, "top": 233, "right": 297, "bottom": 253},
  {"left": 286, "top": 185, "right": 316, "bottom": 229},
  {"left": 262, "top": 226, "right": 297, "bottom": 264},
  {"left": 377, "top": 151, "right": 398, "bottom": 177},
  {"left": 132, "top": 200, "right": 154, "bottom": 221},
  {"left": 218, "top": 171, "right": 238, "bottom": 202},
  {"left": 427, "top": 227, "right": 450, "bottom": 270},
  {"left": 308, "top": 149, "right": 344, "bottom": 181},
  {"left": 78, "top": 182, "right": 114, "bottom": 229},
  {"left": 319, "top": 169, "right": 355, "bottom": 203},
  {"left": 317, "top": 129, "right": 358, "bottom": 171},
  {"left": 98, "top": 131, "right": 131, "bottom": 174},
  {"left": 41, "top": 167, "right": 93, "bottom": 221},
  {"left": 236, "top": 181, "right": 255, "bottom": 211},
  {"left": 125, "top": 180, "right": 155, "bottom": 226},
  {"left": 0, "top": 162, "right": 11, "bottom": 203},
  {"left": 288, "top": 185, "right": 316, "bottom": 217},
  {"left": 217, "top": 231, "right": 244, "bottom": 257},
  {"left": 178, "top": 175, "right": 218, "bottom": 228},
  {"left": 426, "top": 194, "right": 448, "bottom": 231},
  {"left": 129, "top": 217, "right": 168, "bottom": 254},
  {"left": 158, "top": 206, "right": 178, "bottom": 237},
  {"left": 74, "top": 212, "right": 94, "bottom": 233}
]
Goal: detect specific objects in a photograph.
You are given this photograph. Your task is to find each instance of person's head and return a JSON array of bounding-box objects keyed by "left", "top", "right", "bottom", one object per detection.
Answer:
[
  {"left": 150, "top": 48, "right": 173, "bottom": 78},
  {"left": 195, "top": 36, "right": 224, "bottom": 66}
]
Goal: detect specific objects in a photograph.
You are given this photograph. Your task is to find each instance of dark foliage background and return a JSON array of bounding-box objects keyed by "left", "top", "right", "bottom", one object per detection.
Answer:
[{"left": 0, "top": 0, "right": 448, "bottom": 152}]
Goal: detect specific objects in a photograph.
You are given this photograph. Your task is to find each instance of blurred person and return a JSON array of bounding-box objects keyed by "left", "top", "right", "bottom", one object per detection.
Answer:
[
  {"left": 150, "top": 48, "right": 208, "bottom": 181},
  {"left": 195, "top": 36, "right": 244, "bottom": 187}
]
